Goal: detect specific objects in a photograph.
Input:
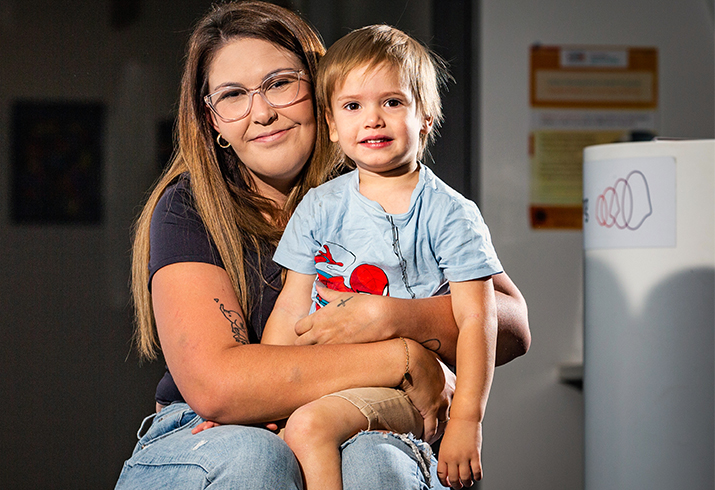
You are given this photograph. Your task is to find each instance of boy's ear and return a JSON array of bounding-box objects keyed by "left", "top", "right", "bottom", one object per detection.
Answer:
[
  {"left": 326, "top": 110, "right": 340, "bottom": 143},
  {"left": 420, "top": 115, "right": 434, "bottom": 135}
]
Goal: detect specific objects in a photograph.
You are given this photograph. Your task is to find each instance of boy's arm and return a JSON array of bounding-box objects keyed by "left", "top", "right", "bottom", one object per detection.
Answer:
[
  {"left": 436, "top": 277, "right": 497, "bottom": 487},
  {"left": 261, "top": 270, "right": 315, "bottom": 345}
]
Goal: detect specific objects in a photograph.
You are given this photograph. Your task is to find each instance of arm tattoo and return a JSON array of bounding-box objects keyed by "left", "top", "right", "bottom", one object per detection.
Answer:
[
  {"left": 421, "top": 338, "right": 441, "bottom": 353},
  {"left": 214, "top": 298, "right": 249, "bottom": 344},
  {"left": 336, "top": 296, "right": 354, "bottom": 307}
]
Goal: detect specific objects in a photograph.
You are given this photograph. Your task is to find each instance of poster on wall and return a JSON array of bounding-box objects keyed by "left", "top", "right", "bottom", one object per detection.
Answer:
[
  {"left": 11, "top": 101, "right": 104, "bottom": 224},
  {"left": 529, "top": 45, "right": 658, "bottom": 229}
]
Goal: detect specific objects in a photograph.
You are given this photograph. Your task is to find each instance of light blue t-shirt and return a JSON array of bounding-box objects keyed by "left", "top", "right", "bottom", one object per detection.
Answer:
[{"left": 274, "top": 165, "right": 502, "bottom": 312}]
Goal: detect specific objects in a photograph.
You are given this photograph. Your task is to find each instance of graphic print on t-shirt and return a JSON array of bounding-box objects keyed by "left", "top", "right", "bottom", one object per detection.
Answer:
[{"left": 314, "top": 242, "right": 390, "bottom": 307}]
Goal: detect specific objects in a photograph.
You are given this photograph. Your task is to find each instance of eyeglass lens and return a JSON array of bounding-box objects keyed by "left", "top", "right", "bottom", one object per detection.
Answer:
[{"left": 208, "top": 72, "right": 302, "bottom": 121}]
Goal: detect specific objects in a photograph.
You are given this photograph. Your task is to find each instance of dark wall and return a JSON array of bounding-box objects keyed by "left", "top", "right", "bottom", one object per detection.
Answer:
[
  {"left": 0, "top": 2, "right": 209, "bottom": 487},
  {"left": 0, "top": 1, "right": 471, "bottom": 487}
]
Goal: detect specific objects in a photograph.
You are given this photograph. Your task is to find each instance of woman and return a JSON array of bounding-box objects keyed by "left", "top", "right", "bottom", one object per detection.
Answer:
[{"left": 115, "top": 2, "right": 530, "bottom": 489}]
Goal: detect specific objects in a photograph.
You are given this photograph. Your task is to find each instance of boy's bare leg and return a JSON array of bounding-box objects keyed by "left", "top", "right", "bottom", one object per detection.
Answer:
[{"left": 284, "top": 396, "right": 369, "bottom": 490}]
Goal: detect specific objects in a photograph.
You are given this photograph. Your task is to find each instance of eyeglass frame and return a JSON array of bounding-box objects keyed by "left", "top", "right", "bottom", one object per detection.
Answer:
[{"left": 204, "top": 69, "right": 310, "bottom": 123}]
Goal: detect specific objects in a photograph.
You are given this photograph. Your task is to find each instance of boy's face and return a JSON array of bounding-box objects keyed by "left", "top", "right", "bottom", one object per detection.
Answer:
[{"left": 326, "top": 63, "right": 432, "bottom": 177}]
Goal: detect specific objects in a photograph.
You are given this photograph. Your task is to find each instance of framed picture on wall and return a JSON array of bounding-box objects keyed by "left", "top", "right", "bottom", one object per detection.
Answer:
[{"left": 10, "top": 100, "right": 104, "bottom": 224}]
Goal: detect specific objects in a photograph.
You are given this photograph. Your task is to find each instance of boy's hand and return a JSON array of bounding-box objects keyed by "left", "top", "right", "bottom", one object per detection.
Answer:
[
  {"left": 191, "top": 420, "right": 283, "bottom": 435},
  {"left": 191, "top": 420, "right": 221, "bottom": 434},
  {"left": 436, "top": 418, "right": 483, "bottom": 488}
]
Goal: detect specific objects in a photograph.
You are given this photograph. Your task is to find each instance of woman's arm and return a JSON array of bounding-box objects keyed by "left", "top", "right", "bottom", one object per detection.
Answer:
[
  {"left": 151, "top": 261, "right": 448, "bottom": 425},
  {"left": 492, "top": 271, "right": 531, "bottom": 366},
  {"left": 294, "top": 271, "right": 529, "bottom": 366}
]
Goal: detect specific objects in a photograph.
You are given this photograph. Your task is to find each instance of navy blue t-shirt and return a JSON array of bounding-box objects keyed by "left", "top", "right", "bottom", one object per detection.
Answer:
[{"left": 149, "top": 176, "right": 282, "bottom": 405}]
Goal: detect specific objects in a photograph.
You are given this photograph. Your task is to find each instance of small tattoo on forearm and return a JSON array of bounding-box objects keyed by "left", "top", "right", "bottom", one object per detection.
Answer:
[
  {"left": 421, "top": 338, "right": 441, "bottom": 352},
  {"left": 337, "top": 296, "right": 354, "bottom": 307},
  {"left": 214, "top": 298, "right": 249, "bottom": 344}
]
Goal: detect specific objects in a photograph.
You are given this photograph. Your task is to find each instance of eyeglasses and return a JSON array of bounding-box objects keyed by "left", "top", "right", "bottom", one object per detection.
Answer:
[{"left": 204, "top": 69, "right": 309, "bottom": 122}]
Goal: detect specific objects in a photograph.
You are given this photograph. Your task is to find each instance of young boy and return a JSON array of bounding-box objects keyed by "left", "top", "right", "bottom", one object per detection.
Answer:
[{"left": 262, "top": 25, "right": 501, "bottom": 489}]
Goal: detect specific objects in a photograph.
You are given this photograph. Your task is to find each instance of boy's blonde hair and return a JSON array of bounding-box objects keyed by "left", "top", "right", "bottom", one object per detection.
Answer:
[{"left": 316, "top": 24, "right": 450, "bottom": 160}]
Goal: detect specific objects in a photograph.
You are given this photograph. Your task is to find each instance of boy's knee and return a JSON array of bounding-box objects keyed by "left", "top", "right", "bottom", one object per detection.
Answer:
[{"left": 285, "top": 402, "right": 334, "bottom": 447}]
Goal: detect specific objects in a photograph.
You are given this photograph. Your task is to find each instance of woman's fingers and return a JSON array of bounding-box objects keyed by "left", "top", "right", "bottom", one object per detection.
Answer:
[
  {"left": 295, "top": 284, "right": 388, "bottom": 345},
  {"left": 422, "top": 412, "right": 438, "bottom": 444}
]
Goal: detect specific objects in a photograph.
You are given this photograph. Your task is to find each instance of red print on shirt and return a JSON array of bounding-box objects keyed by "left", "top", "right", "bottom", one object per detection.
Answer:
[{"left": 315, "top": 245, "right": 389, "bottom": 307}]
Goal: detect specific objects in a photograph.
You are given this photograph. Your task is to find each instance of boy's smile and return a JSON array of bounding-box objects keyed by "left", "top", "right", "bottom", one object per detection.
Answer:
[{"left": 326, "top": 63, "right": 433, "bottom": 178}]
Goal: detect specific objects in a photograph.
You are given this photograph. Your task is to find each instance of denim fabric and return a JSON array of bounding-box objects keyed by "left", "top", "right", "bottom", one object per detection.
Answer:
[
  {"left": 341, "top": 431, "right": 450, "bottom": 490},
  {"left": 115, "top": 403, "right": 450, "bottom": 489},
  {"left": 114, "top": 403, "right": 302, "bottom": 489}
]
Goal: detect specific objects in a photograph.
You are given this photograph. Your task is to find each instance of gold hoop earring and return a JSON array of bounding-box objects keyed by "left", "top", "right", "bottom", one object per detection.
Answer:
[{"left": 217, "top": 133, "right": 231, "bottom": 149}]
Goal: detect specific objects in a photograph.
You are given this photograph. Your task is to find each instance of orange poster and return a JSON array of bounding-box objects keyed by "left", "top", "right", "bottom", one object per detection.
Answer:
[{"left": 529, "top": 45, "right": 658, "bottom": 229}]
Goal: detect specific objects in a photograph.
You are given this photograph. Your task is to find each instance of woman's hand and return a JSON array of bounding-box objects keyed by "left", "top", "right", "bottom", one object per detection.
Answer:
[
  {"left": 294, "top": 283, "right": 393, "bottom": 346},
  {"left": 294, "top": 284, "right": 453, "bottom": 363},
  {"left": 399, "top": 339, "right": 455, "bottom": 444},
  {"left": 296, "top": 273, "right": 530, "bottom": 367}
]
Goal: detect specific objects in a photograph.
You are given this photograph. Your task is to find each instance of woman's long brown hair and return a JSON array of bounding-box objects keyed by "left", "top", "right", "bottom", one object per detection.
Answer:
[{"left": 131, "top": 1, "right": 339, "bottom": 360}]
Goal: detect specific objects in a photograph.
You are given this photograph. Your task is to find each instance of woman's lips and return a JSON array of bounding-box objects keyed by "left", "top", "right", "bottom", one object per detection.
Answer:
[{"left": 251, "top": 127, "right": 291, "bottom": 143}]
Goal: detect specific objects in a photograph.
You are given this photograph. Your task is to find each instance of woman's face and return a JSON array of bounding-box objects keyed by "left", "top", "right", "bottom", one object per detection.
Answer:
[{"left": 207, "top": 37, "right": 316, "bottom": 199}]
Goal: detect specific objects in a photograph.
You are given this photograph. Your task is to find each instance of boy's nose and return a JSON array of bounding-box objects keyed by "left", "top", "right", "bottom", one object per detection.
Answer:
[{"left": 363, "top": 108, "right": 385, "bottom": 128}]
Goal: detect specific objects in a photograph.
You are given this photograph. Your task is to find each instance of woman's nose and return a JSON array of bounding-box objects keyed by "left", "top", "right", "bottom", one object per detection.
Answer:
[{"left": 249, "top": 92, "right": 277, "bottom": 124}]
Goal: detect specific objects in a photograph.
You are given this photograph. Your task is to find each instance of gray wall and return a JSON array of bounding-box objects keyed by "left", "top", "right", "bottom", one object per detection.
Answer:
[{"left": 478, "top": 1, "right": 714, "bottom": 489}]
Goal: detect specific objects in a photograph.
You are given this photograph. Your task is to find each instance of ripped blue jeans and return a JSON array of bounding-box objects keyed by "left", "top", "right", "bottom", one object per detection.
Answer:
[{"left": 114, "top": 402, "right": 450, "bottom": 489}]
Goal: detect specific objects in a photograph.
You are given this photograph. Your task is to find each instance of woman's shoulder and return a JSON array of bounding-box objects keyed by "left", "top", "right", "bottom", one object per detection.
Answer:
[
  {"left": 155, "top": 173, "right": 194, "bottom": 216},
  {"left": 149, "top": 173, "right": 222, "bottom": 280}
]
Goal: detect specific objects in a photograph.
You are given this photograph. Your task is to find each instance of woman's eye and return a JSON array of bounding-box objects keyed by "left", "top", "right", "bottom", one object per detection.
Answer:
[
  {"left": 266, "top": 77, "right": 296, "bottom": 91},
  {"left": 218, "top": 88, "right": 247, "bottom": 102}
]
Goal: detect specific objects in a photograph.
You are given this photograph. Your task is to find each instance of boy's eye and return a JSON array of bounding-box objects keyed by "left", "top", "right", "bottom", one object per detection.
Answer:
[
  {"left": 344, "top": 102, "right": 361, "bottom": 111},
  {"left": 385, "top": 99, "right": 402, "bottom": 107}
]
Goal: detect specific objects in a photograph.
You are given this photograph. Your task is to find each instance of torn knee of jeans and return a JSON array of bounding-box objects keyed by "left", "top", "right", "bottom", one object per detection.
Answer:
[{"left": 340, "top": 430, "right": 433, "bottom": 486}]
